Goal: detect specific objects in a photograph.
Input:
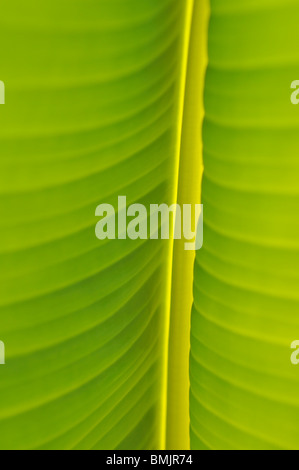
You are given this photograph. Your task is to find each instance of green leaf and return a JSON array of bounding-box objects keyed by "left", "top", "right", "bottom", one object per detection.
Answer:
[
  {"left": 0, "top": 0, "right": 188, "bottom": 450},
  {"left": 190, "top": 0, "right": 299, "bottom": 450}
]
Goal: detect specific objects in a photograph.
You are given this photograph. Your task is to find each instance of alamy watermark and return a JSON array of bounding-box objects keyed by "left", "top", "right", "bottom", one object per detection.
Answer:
[
  {"left": 0, "top": 81, "right": 5, "bottom": 104},
  {"left": 291, "top": 80, "right": 299, "bottom": 104},
  {"left": 95, "top": 197, "right": 203, "bottom": 251},
  {"left": 0, "top": 341, "right": 5, "bottom": 365},
  {"left": 291, "top": 341, "right": 299, "bottom": 365}
]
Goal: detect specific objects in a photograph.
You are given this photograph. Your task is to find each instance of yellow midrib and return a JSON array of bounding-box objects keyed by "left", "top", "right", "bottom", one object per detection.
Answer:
[
  {"left": 165, "top": 0, "right": 210, "bottom": 450},
  {"left": 160, "top": 0, "right": 195, "bottom": 451}
]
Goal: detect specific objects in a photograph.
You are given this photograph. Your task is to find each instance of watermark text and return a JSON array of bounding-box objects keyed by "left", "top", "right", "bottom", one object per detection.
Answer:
[
  {"left": 95, "top": 197, "right": 203, "bottom": 251},
  {"left": 0, "top": 81, "right": 5, "bottom": 104},
  {"left": 291, "top": 340, "right": 299, "bottom": 365}
]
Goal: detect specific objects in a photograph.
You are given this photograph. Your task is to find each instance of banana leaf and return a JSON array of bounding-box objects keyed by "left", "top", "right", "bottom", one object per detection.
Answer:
[{"left": 190, "top": 0, "right": 299, "bottom": 450}]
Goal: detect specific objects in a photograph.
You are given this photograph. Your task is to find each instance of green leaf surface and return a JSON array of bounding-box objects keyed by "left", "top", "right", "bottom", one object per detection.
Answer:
[
  {"left": 0, "top": 0, "right": 185, "bottom": 450},
  {"left": 190, "top": 0, "right": 299, "bottom": 450}
]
